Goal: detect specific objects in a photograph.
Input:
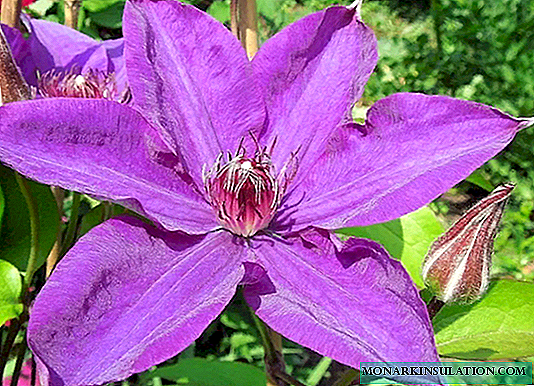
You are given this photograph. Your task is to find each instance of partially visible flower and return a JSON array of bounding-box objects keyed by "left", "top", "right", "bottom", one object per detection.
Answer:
[
  {"left": 0, "top": 16, "right": 125, "bottom": 98},
  {"left": 0, "top": 1, "right": 531, "bottom": 386},
  {"left": 0, "top": 0, "right": 35, "bottom": 8},
  {"left": 423, "top": 183, "right": 514, "bottom": 303}
]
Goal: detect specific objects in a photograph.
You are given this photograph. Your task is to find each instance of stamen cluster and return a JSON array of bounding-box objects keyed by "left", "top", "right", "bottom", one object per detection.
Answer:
[
  {"left": 38, "top": 68, "right": 118, "bottom": 100},
  {"left": 204, "top": 144, "right": 284, "bottom": 237}
]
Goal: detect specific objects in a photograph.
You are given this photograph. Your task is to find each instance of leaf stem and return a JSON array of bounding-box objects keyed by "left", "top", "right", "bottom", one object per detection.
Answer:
[{"left": 15, "top": 173, "right": 40, "bottom": 297}]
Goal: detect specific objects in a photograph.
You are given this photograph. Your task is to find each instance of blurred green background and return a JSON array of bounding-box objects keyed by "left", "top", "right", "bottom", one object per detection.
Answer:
[{"left": 22, "top": 0, "right": 534, "bottom": 384}]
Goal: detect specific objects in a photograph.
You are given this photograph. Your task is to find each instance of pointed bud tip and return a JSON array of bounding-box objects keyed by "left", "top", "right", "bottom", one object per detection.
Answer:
[{"left": 422, "top": 183, "right": 514, "bottom": 304}]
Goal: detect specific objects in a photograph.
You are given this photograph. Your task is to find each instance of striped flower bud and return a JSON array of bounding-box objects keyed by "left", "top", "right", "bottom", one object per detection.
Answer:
[{"left": 422, "top": 183, "right": 514, "bottom": 303}]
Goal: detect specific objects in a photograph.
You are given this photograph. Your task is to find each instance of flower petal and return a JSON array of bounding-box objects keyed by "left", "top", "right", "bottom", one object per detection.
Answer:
[
  {"left": 0, "top": 98, "right": 217, "bottom": 233},
  {"left": 28, "top": 217, "right": 245, "bottom": 386},
  {"left": 25, "top": 18, "right": 123, "bottom": 86},
  {"left": 252, "top": 6, "right": 377, "bottom": 174},
  {"left": 124, "top": 0, "right": 265, "bottom": 185},
  {"left": 279, "top": 93, "right": 529, "bottom": 231},
  {"left": 243, "top": 229, "right": 439, "bottom": 366}
]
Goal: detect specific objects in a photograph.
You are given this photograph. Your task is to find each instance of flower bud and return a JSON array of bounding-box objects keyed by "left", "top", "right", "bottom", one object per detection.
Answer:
[{"left": 422, "top": 183, "right": 514, "bottom": 303}]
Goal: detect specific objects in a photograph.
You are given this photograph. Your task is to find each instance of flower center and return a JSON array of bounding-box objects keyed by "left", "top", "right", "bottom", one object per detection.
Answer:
[
  {"left": 38, "top": 68, "right": 118, "bottom": 100},
  {"left": 204, "top": 150, "right": 281, "bottom": 237}
]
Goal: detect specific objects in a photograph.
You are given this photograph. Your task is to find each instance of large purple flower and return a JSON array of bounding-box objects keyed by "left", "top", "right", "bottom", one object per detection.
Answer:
[
  {"left": 1, "top": 17, "right": 125, "bottom": 97},
  {"left": 0, "top": 1, "right": 530, "bottom": 385}
]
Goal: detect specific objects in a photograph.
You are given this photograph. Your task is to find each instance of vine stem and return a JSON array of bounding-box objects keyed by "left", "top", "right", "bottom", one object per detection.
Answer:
[
  {"left": 64, "top": 0, "right": 82, "bottom": 30},
  {"left": 0, "top": 0, "right": 22, "bottom": 28},
  {"left": 15, "top": 173, "right": 40, "bottom": 297},
  {"left": 230, "top": 0, "right": 258, "bottom": 59}
]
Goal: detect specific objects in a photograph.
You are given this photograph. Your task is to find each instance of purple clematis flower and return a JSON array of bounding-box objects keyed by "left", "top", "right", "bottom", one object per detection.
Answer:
[
  {"left": 0, "top": 1, "right": 530, "bottom": 385},
  {"left": 1, "top": 17, "right": 125, "bottom": 98}
]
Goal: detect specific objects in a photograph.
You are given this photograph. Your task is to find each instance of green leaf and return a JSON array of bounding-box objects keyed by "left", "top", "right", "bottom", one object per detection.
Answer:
[
  {"left": 434, "top": 280, "right": 534, "bottom": 360},
  {"left": 337, "top": 206, "right": 444, "bottom": 288},
  {"left": 207, "top": 0, "right": 230, "bottom": 24},
  {"left": 0, "top": 165, "right": 60, "bottom": 272},
  {"left": 466, "top": 169, "right": 494, "bottom": 191},
  {"left": 147, "top": 358, "right": 266, "bottom": 386},
  {"left": 83, "top": 0, "right": 122, "bottom": 13},
  {"left": 27, "top": 0, "right": 55, "bottom": 16},
  {"left": 88, "top": 1, "right": 125, "bottom": 29},
  {"left": 78, "top": 202, "right": 125, "bottom": 238},
  {"left": 0, "top": 260, "right": 23, "bottom": 325}
]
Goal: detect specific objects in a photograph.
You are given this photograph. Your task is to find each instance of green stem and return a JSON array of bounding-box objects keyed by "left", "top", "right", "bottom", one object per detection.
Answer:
[
  {"left": 9, "top": 332, "right": 27, "bottom": 386},
  {"left": 431, "top": 0, "right": 443, "bottom": 62},
  {"left": 15, "top": 173, "right": 40, "bottom": 296},
  {"left": 60, "top": 192, "right": 81, "bottom": 257}
]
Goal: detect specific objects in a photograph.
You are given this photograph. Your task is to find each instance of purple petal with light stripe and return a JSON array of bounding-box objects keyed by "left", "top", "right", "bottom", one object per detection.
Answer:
[
  {"left": 0, "top": 98, "right": 217, "bottom": 233},
  {"left": 124, "top": 0, "right": 265, "bottom": 186},
  {"left": 252, "top": 6, "right": 377, "bottom": 176},
  {"left": 244, "top": 229, "right": 438, "bottom": 366},
  {"left": 28, "top": 217, "right": 245, "bottom": 386},
  {"left": 277, "top": 93, "right": 528, "bottom": 232}
]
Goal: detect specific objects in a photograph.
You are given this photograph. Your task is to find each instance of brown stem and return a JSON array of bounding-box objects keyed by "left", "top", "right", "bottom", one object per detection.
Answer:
[
  {"left": 0, "top": 0, "right": 22, "bottom": 28},
  {"left": 427, "top": 296, "right": 445, "bottom": 320},
  {"left": 0, "top": 25, "right": 31, "bottom": 104},
  {"left": 265, "top": 327, "right": 288, "bottom": 386},
  {"left": 64, "top": 0, "right": 82, "bottom": 30},
  {"left": 46, "top": 187, "right": 64, "bottom": 278},
  {"left": 230, "top": 0, "right": 258, "bottom": 59}
]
